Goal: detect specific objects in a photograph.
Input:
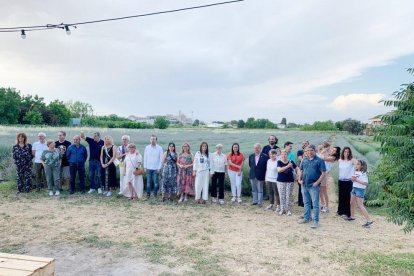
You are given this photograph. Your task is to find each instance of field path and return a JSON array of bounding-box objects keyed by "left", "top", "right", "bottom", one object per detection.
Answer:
[{"left": 1, "top": 175, "right": 413, "bottom": 276}]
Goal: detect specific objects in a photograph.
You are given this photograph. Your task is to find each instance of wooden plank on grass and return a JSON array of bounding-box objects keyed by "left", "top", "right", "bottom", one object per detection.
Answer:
[{"left": 0, "top": 253, "right": 55, "bottom": 276}]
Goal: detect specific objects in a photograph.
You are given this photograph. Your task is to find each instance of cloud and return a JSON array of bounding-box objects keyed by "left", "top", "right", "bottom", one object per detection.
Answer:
[{"left": 329, "top": 93, "right": 385, "bottom": 110}]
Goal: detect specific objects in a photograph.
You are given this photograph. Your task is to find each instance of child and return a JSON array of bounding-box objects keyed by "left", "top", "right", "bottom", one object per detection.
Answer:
[
  {"left": 348, "top": 160, "right": 374, "bottom": 228},
  {"left": 41, "top": 140, "right": 62, "bottom": 196}
]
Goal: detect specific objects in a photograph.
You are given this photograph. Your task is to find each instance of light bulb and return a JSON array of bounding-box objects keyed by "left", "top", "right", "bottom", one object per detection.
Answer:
[
  {"left": 21, "top": 30, "right": 26, "bottom": 39},
  {"left": 65, "top": 25, "right": 71, "bottom": 35}
]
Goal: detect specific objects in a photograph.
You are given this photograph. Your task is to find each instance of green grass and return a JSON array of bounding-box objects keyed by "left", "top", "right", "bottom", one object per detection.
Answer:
[
  {"left": 81, "top": 234, "right": 115, "bottom": 249},
  {"left": 349, "top": 253, "right": 414, "bottom": 275}
]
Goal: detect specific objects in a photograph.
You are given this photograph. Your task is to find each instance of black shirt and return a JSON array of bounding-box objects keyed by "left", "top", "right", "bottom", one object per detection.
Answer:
[
  {"left": 55, "top": 140, "right": 71, "bottom": 167},
  {"left": 262, "top": 144, "right": 279, "bottom": 155},
  {"left": 277, "top": 160, "right": 297, "bottom": 182}
]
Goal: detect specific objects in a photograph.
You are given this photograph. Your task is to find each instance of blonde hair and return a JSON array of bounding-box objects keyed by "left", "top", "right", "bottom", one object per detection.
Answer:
[
  {"left": 104, "top": 136, "right": 113, "bottom": 145},
  {"left": 46, "top": 139, "right": 54, "bottom": 146}
]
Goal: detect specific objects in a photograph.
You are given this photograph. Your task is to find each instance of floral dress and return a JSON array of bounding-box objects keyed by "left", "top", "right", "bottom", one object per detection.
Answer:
[
  {"left": 161, "top": 152, "right": 178, "bottom": 194},
  {"left": 177, "top": 153, "right": 194, "bottom": 195},
  {"left": 12, "top": 144, "right": 33, "bottom": 192}
]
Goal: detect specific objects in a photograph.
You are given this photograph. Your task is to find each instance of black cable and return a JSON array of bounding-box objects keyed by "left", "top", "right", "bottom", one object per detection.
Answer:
[{"left": 0, "top": 0, "right": 244, "bottom": 33}]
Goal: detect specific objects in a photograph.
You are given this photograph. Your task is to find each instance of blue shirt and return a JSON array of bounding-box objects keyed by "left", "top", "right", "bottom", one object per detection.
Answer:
[
  {"left": 85, "top": 137, "right": 104, "bottom": 160},
  {"left": 299, "top": 155, "right": 326, "bottom": 187},
  {"left": 66, "top": 144, "right": 88, "bottom": 164}
]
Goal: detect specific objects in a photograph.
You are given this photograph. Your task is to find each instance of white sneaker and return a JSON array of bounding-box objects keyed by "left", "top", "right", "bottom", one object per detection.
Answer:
[
  {"left": 48, "top": 191, "right": 54, "bottom": 196},
  {"left": 231, "top": 197, "right": 236, "bottom": 202},
  {"left": 88, "top": 189, "right": 95, "bottom": 194},
  {"left": 106, "top": 191, "right": 112, "bottom": 197},
  {"left": 98, "top": 188, "right": 102, "bottom": 194},
  {"left": 212, "top": 198, "right": 217, "bottom": 204},
  {"left": 103, "top": 191, "right": 107, "bottom": 195},
  {"left": 275, "top": 205, "right": 281, "bottom": 212},
  {"left": 265, "top": 204, "right": 273, "bottom": 210},
  {"left": 278, "top": 210, "right": 283, "bottom": 215},
  {"left": 237, "top": 197, "right": 242, "bottom": 203},
  {"left": 287, "top": 211, "right": 292, "bottom": 216},
  {"left": 55, "top": 191, "right": 60, "bottom": 196},
  {"left": 219, "top": 199, "right": 225, "bottom": 205}
]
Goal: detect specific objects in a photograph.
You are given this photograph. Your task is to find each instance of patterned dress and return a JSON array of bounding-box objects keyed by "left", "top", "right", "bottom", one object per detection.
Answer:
[
  {"left": 101, "top": 145, "right": 117, "bottom": 190},
  {"left": 161, "top": 152, "right": 178, "bottom": 194},
  {"left": 12, "top": 144, "right": 33, "bottom": 192},
  {"left": 177, "top": 153, "right": 194, "bottom": 195}
]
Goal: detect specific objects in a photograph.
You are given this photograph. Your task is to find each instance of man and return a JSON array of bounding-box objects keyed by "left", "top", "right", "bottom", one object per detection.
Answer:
[
  {"left": 248, "top": 143, "right": 269, "bottom": 206},
  {"left": 80, "top": 131, "right": 104, "bottom": 194},
  {"left": 55, "top": 131, "right": 71, "bottom": 192},
  {"left": 284, "top": 141, "right": 296, "bottom": 161},
  {"left": 66, "top": 135, "right": 88, "bottom": 194},
  {"left": 117, "top": 135, "right": 130, "bottom": 194},
  {"left": 261, "top": 135, "right": 279, "bottom": 155},
  {"left": 144, "top": 135, "right": 163, "bottom": 200},
  {"left": 297, "top": 145, "right": 326, "bottom": 229},
  {"left": 32, "top": 132, "right": 48, "bottom": 189}
]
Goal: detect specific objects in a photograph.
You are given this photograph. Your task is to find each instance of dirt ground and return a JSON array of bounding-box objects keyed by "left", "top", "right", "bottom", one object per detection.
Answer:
[{"left": 1, "top": 177, "right": 413, "bottom": 276}]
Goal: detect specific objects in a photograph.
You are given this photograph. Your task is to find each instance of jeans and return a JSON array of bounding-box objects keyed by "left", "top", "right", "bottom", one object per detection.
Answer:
[
  {"left": 250, "top": 178, "right": 264, "bottom": 204},
  {"left": 302, "top": 184, "right": 320, "bottom": 222},
  {"left": 44, "top": 165, "right": 60, "bottom": 192},
  {"left": 70, "top": 162, "right": 85, "bottom": 193},
  {"left": 146, "top": 169, "right": 159, "bottom": 198},
  {"left": 89, "top": 159, "right": 102, "bottom": 189}
]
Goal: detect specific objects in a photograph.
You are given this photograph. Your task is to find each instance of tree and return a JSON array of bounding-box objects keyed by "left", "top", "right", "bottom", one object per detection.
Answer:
[
  {"left": 47, "top": 100, "right": 71, "bottom": 125},
  {"left": 192, "top": 119, "right": 200, "bottom": 126},
  {"left": 341, "top": 118, "right": 363, "bottom": 135},
  {"left": 335, "top": 121, "right": 343, "bottom": 131},
  {"left": 19, "top": 94, "right": 46, "bottom": 124},
  {"left": 23, "top": 110, "right": 43, "bottom": 125},
  {"left": 281, "top": 117, "right": 287, "bottom": 125},
  {"left": 66, "top": 101, "right": 94, "bottom": 118},
  {"left": 0, "top": 87, "right": 21, "bottom": 124},
  {"left": 237, "top": 119, "right": 245, "bottom": 128},
  {"left": 372, "top": 68, "right": 414, "bottom": 233},
  {"left": 154, "top": 116, "right": 170, "bottom": 129},
  {"left": 301, "top": 120, "right": 337, "bottom": 131}
]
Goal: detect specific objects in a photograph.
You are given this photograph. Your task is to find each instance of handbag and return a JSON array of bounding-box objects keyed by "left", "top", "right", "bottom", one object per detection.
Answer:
[{"left": 129, "top": 155, "right": 144, "bottom": 176}]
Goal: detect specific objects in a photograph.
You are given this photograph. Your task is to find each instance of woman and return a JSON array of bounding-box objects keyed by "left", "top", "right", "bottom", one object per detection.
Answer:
[
  {"left": 161, "top": 143, "right": 178, "bottom": 202},
  {"left": 227, "top": 143, "right": 245, "bottom": 204},
  {"left": 264, "top": 149, "right": 281, "bottom": 212},
  {"left": 177, "top": 143, "right": 194, "bottom": 202},
  {"left": 276, "top": 150, "right": 297, "bottom": 215},
  {"left": 122, "top": 143, "right": 143, "bottom": 200},
  {"left": 210, "top": 144, "right": 228, "bottom": 205},
  {"left": 12, "top": 133, "right": 33, "bottom": 193},
  {"left": 193, "top": 142, "right": 210, "bottom": 204},
  {"left": 41, "top": 140, "right": 62, "bottom": 196},
  {"left": 318, "top": 144, "right": 341, "bottom": 213},
  {"left": 337, "top": 147, "right": 355, "bottom": 218},
  {"left": 100, "top": 136, "right": 117, "bottom": 197}
]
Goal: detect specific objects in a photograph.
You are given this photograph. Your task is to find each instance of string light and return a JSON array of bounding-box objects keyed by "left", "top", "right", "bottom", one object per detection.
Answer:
[
  {"left": 0, "top": 0, "right": 244, "bottom": 38},
  {"left": 64, "top": 25, "right": 71, "bottom": 35}
]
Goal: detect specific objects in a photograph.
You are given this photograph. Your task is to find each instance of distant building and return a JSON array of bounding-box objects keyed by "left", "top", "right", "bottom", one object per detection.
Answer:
[
  {"left": 206, "top": 122, "right": 224, "bottom": 128},
  {"left": 277, "top": 123, "right": 286, "bottom": 129},
  {"left": 128, "top": 111, "right": 193, "bottom": 125},
  {"left": 70, "top": 118, "right": 81, "bottom": 126}
]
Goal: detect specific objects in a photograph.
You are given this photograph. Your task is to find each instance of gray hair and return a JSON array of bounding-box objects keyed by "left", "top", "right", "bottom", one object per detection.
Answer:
[
  {"left": 73, "top": 135, "right": 80, "bottom": 140},
  {"left": 121, "top": 135, "right": 130, "bottom": 141},
  {"left": 216, "top": 144, "right": 223, "bottom": 149},
  {"left": 38, "top": 132, "right": 46, "bottom": 138},
  {"left": 254, "top": 143, "right": 262, "bottom": 150},
  {"left": 307, "top": 144, "right": 316, "bottom": 151}
]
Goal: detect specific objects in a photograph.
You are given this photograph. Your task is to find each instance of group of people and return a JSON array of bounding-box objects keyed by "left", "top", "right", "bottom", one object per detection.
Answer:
[{"left": 12, "top": 132, "right": 374, "bottom": 229}]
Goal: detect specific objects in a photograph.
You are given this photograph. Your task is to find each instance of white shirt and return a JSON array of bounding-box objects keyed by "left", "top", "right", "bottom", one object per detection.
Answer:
[
  {"left": 143, "top": 144, "right": 163, "bottom": 170},
  {"left": 32, "top": 141, "right": 48, "bottom": 163},
  {"left": 339, "top": 159, "right": 354, "bottom": 180},
  {"left": 353, "top": 171, "right": 368, "bottom": 189},
  {"left": 265, "top": 159, "right": 278, "bottom": 182},
  {"left": 193, "top": 151, "right": 209, "bottom": 172},
  {"left": 209, "top": 152, "right": 228, "bottom": 173}
]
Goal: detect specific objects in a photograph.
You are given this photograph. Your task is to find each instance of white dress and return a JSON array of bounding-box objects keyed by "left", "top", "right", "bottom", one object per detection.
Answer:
[{"left": 122, "top": 152, "right": 144, "bottom": 198}]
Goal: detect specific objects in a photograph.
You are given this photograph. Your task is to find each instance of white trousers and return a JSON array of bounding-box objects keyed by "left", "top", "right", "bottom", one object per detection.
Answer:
[
  {"left": 119, "top": 166, "right": 125, "bottom": 191},
  {"left": 228, "top": 170, "right": 243, "bottom": 198},
  {"left": 194, "top": 170, "right": 210, "bottom": 200}
]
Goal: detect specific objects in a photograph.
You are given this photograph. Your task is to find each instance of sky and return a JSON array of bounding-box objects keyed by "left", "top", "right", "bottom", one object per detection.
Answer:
[{"left": 1, "top": 0, "right": 414, "bottom": 124}]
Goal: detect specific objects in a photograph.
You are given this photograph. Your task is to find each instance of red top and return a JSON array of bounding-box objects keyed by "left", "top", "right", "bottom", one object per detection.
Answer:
[{"left": 227, "top": 152, "right": 245, "bottom": 172}]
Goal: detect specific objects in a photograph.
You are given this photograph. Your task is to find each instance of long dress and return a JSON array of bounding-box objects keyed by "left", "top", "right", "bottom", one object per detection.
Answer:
[
  {"left": 177, "top": 153, "right": 194, "bottom": 195},
  {"left": 161, "top": 152, "right": 178, "bottom": 194},
  {"left": 12, "top": 144, "right": 33, "bottom": 193},
  {"left": 122, "top": 152, "right": 144, "bottom": 198},
  {"left": 101, "top": 145, "right": 117, "bottom": 191}
]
